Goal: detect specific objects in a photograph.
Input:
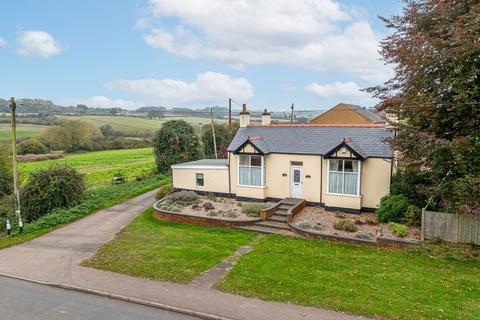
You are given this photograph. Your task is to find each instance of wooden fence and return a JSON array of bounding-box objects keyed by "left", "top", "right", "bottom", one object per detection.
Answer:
[{"left": 421, "top": 209, "right": 480, "bottom": 245}]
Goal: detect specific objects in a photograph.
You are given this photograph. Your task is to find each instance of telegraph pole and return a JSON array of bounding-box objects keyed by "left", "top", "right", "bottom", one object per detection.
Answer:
[
  {"left": 290, "top": 103, "right": 295, "bottom": 124},
  {"left": 228, "top": 98, "right": 232, "bottom": 133},
  {"left": 210, "top": 107, "right": 218, "bottom": 159},
  {"left": 10, "top": 97, "right": 23, "bottom": 234}
]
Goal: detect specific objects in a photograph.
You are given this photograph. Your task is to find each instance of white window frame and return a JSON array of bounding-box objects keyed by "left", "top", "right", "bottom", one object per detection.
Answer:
[
  {"left": 326, "top": 159, "right": 361, "bottom": 197},
  {"left": 237, "top": 155, "right": 265, "bottom": 188},
  {"left": 195, "top": 172, "right": 204, "bottom": 187}
]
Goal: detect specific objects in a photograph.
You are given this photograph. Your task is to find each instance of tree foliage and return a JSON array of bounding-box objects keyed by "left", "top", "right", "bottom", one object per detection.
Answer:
[
  {"left": 21, "top": 165, "right": 86, "bottom": 222},
  {"left": 371, "top": 0, "right": 480, "bottom": 213},
  {"left": 40, "top": 119, "right": 102, "bottom": 152},
  {"left": 201, "top": 122, "right": 238, "bottom": 159},
  {"left": 18, "top": 139, "right": 48, "bottom": 155},
  {"left": 0, "top": 143, "right": 12, "bottom": 197},
  {"left": 153, "top": 120, "right": 201, "bottom": 173}
]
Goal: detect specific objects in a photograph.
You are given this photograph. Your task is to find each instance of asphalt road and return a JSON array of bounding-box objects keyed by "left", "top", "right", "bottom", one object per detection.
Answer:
[{"left": 0, "top": 276, "right": 199, "bottom": 320}]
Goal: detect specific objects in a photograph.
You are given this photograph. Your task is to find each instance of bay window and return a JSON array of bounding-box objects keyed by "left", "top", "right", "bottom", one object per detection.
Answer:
[
  {"left": 328, "top": 159, "right": 360, "bottom": 196},
  {"left": 238, "top": 155, "right": 264, "bottom": 186}
]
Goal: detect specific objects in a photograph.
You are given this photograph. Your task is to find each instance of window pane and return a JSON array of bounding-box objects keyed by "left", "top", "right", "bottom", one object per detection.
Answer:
[
  {"left": 293, "top": 169, "right": 301, "bottom": 183},
  {"left": 196, "top": 173, "right": 204, "bottom": 186},
  {"left": 344, "top": 173, "right": 358, "bottom": 195},
  {"left": 251, "top": 156, "right": 262, "bottom": 167},
  {"left": 239, "top": 156, "right": 249, "bottom": 166},
  {"left": 329, "top": 172, "right": 343, "bottom": 193},
  {"left": 239, "top": 167, "right": 250, "bottom": 185},
  {"left": 344, "top": 160, "right": 358, "bottom": 172},
  {"left": 329, "top": 159, "right": 342, "bottom": 171},
  {"left": 250, "top": 167, "right": 262, "bottom": 186}
]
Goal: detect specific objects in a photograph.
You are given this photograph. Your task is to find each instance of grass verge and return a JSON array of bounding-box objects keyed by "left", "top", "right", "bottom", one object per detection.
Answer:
[
  {"left": 0, "top": 175, "right": 169, "bottom": 250},
  {"left": 84, "top": 208, "right": 254, "bottom": 283},
  {"left": 216, "top": 235, "right": 480, "bottom": 320}
]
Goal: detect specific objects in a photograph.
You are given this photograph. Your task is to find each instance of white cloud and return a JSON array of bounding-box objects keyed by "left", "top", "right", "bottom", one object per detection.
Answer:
[
  {"left": 16, "top": 30, "right": 62, "bottom": 58},
  {"left": 141, "top": 0, "right": 391, "bottom": 82},
  {"left": 0, "top": 37, "right": 6, "bottom": 47},
  {"left": 78, "top": 96, "right": 143, "bottom": 109},
  {"left": 106, "top": 71, "right": 253, "bottom": 106},
  {"left": 305, "top": 81, "right": 376, "bottom": 105}
]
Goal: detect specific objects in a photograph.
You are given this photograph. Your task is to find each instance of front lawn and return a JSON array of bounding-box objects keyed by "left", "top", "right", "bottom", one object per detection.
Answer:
[
  {"left": 216, "top": 235, "right": 480, "bottom": 320},
  {"left": 83, "top": 208, "right": 255, "bottom": 283}
]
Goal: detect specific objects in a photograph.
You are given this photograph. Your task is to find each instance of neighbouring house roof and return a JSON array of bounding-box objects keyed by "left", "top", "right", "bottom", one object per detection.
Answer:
[
  {"left": 340, "top": 103, "right": 385, "bottom": 123},
  {"left": 171, "top": 159, "right": 228, "bottom": 169},
  {"left": 228, "top": 125, "right": 393, "bottom": 158}
]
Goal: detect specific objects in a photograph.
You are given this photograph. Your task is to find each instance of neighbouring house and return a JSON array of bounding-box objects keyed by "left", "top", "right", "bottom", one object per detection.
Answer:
[
  {"left": 171, "top": 104, "right": 394, "bottom": 213},
  {"left": 310, "top": 103, "right": 385, "bottom": 125}
]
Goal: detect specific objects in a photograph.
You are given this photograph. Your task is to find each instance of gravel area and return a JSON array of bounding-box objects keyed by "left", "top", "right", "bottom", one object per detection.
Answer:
[
  {"left": 159, "top": 196, "right": 271, "bottom": 221},
  {"left": 292, "top": 206, "right": 420, "bottom": 241}
]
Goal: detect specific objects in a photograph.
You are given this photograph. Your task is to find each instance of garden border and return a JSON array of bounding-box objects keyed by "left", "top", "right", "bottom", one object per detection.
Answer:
[{"left": 152, "top": 198, "right": 261, "bottom": 228}]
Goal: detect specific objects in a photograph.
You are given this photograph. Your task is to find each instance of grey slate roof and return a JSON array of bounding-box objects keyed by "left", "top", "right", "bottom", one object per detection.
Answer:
[
  {"left": 228, "top": 126, "right": 393, "bottom": 158},
  {"left": 171, "top": 159, "right": 228, "bottom": 168},
  {"left": 342, "top": 103, "right": 385, "bottom": 123}
]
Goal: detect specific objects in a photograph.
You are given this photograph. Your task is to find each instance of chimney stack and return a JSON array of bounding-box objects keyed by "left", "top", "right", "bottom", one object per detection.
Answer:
[
  {"left": 262, "top": 108, "right": 271, "bottom": 125},
  {"left": 239, "top": 103, "right": 250, "bottom": 128}
]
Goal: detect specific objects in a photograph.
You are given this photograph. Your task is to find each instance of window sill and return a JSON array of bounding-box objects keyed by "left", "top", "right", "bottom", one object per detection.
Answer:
[
  {"left": 326, "top": 192, "right": 361, "bottom": 198},
  {"left": 237, "top": 185, "right": 267, "bottom": 189}
]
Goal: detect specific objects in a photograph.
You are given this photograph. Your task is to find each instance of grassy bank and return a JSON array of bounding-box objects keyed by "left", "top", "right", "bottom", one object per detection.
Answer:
[
  {"left": 0, "top": 123, "right": 48, "bottom": 141},
  {"left": 216, "top": 235, "right": 480, "bottom": 320},
  {"left": 84, "top": 208, "right": 254, "bottom": 283},
  {"left": 0, "top": 175, "right": 170, "bottom": 250},
  {"left": 19, "top": 148, "right": 155, "bottom": 187}
]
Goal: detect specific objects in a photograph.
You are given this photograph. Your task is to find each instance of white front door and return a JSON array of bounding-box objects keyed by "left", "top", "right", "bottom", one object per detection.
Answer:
[{"left": 290, "top": 165, "right": 303, "bottom": 198}]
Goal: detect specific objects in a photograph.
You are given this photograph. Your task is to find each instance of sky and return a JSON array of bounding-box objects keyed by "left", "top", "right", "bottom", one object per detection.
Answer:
[{"left": 0, "top": 0, "right": 403, "bottom": 110}]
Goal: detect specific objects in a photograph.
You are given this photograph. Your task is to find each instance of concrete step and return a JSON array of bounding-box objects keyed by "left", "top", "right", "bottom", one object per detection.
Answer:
[
  {"left": 235, "top": 225, "right": 300, "bottom": 237},
  {"left": 270, "top": 215, "right": 287, "bottom": 222},
  {"left": 275, "top": 209, "right": 289, "bottom": 216},
  {"left": 255, "top": 220, "right": 290, "bottom": 230},
  {"left": 279, "top": 204, "right": 294, "bottom": 210}
]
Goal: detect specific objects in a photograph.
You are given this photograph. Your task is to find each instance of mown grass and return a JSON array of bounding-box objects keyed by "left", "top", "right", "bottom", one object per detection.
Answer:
[
  {"left": 0, "top": 123, "right": 48, "bottom": 141},
  {"left": 0, "top": 175, "right": 170, "bottom": 250},
  {"left": 216, "top": 235, "right": 480, "bottom": 320},
  {"left": 19, "top": 148, "right": 155, "bottom": 187},
  {"left": 84, "top": 208, "right": 254, "bottom": 283}
]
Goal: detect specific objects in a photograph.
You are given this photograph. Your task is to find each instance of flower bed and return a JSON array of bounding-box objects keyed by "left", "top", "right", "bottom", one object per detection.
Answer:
[
  {"left": 153, "top": 191, "right": 268, "bottom": 227},
  {"left": 291, "top": 206, "right": 420, "bottom": 245}
]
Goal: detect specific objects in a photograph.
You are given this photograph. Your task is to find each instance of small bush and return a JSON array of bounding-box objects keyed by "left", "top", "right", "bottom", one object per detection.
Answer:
[
  {"left": 335, "top": 212, "right": 346, "bottom": 219},
  {"left": 313, "top": 222, "right": 324, "bottom": 231},
  {"left": 389, "top": 222, "right": 408, "bottom": 238},
  {"left": 405, "top": 205, "right": 422, "bottom": 226},
  {"left": 156, "top": 184, "right": 174, "bottom": 200},
  {"left": 18, "top": 139, "right": 48, "bottom": 155},
  {"left": 207, "top": 210, "right": 220, "bottom": 217},
  {"left": 223, "top": 209, "right": 239, "bottom": 218},
  {"left": 333, "top": 220, "right": 358, "bottom": 232},
  {"left": 376, "top": 194, "right": 410, "bottom": 223},
  {"left": 206, "top": 193, "right": 216, "bottom": 201},
  {"left": 21, "top": 165, "right": 86, "bottom": 223},
  {"left": 298, "top": 222, "right": 311, "bottom": 229},
  {"left": 241, "top": 203, "right": 267, "bottom": 216},
  {"left": 203, "top": 202, "right": 215, "bottom": 211},
  {"left": 169, "top": 190, "right": 199, "bottom": 203}
]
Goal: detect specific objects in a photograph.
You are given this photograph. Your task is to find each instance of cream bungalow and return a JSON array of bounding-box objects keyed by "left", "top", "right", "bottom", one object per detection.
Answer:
[{"left": 171, "top": 105, "right": 394, "bottom": 213}]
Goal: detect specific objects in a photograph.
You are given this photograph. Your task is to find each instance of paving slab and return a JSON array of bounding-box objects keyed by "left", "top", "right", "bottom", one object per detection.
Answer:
[{"left": 0, "top": 189, "right": 368, "bottom": 320}]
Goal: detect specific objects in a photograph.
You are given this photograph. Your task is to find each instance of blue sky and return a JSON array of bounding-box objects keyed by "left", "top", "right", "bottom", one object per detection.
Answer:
[{"left": 0, "top": 0, "right": 402, "bottom": 110}]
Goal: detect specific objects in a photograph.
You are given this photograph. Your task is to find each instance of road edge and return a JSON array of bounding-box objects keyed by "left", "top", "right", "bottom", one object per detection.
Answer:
[{"left": 0, "top": 273, "right": 235, "bottom": 320}]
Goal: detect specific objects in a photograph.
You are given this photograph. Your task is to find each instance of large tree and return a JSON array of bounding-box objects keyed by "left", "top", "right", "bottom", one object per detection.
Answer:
[
  {"left": 201, "top": 122, "right": 239, "bottom": 159},
  {"left": 153, "top": 120, "right": 202, "bottom": 173},
  {"left": 372, "top": 0, "right": 480, "bottom": 213}
]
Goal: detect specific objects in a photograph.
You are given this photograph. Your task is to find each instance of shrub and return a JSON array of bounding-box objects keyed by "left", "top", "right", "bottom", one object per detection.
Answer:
[
  {"left": 0, "top": 143, "right": 12, "bottom": 197},
  {"left": 241, "top": 203, "right": 267, "bottom": 216},
  {"left": 206, "top": 192, "right": 216, "bottom": 201},
  {"left": 298, "top": 222, "right": 311, "bottom": 229},
  {"left": 376, "top": 194, "right": 410, "bottom": 223},
  {"left": 156, "top": 184, "right": 174, "bottom": 200},
  {"left": 18, "top": 139, "right": 48, "bottom": 155},
  {"left": 21, "top": 165, "right": 86, "bottom": 223},
  {"left": 203, "top": 202, "right": 215, "bottom": 211},
  {"left": 333, "top": 220, "right": 358, "bottom": 232},
  {"left": 389, "top": 222, "right": 408, "bottom": 238},
  {"left": 169, "top": 190, "right": 199, "bottom": 203},
  {"left": 405, "top": 205, "right": 422, "bottom": 226},
  {"left": 207, "top": 210, "right": 220, "bottom": 217},
  {"left": 222, "top": 209, "right": 238, "bottom": 218},
  {"left": 391, "top": 168, "right": 430, "bottom": 208},
  {"left": 313, "top": 222, "right": 324, "bottom": 231},
  {"left": 355, "top": 232, "right": 375, "bottom": 240}
]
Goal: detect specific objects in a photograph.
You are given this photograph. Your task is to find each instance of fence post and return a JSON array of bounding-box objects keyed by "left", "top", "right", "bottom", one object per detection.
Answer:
[{"left": 421, "top": 208, "right": 425, "bottom": 241}]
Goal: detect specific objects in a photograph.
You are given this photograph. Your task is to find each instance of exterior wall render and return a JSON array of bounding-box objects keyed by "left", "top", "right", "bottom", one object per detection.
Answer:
[{"left": 172, "top": 167, "right": 229, "bottom": 194}]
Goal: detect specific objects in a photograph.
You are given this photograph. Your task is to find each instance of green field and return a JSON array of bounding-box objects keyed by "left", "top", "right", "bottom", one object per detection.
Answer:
[
  {"left": 19, "top": 148, "right": 155, "bottom": 187},
  {"left": 0, "top": 123, "right": 48, "bottom": 140},
  {"left": 58, "top": 115, "right": 227, "bottom": 134}
]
